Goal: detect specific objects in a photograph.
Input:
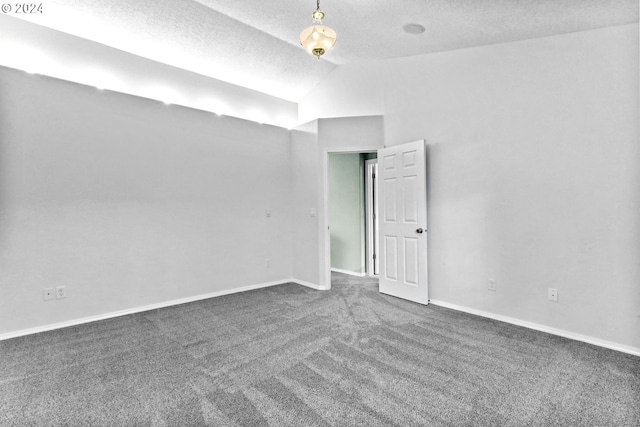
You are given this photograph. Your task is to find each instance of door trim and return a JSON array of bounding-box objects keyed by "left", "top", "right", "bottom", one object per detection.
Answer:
[{"left": 365, "top": 159, "right": 378, "bottom": 276}]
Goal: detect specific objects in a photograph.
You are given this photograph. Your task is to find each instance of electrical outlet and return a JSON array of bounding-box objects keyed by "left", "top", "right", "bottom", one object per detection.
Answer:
[
  {"left": 265, "top": 259, "right": 270, "bottom": 268},
  {"left": 43, "top": 288, "right": 54, "bottom": 301},
  {"left": 488, "top": 278, "right": 496, "bottom": 291},
  {"left": 548, "top": 288, "right": 558, "bottom": 302},
  {"left": 55, "top": 286, "right": 66, "bottom": 299},
  {"left": 265, "top": 209, "right": 272, "bottom": 218}
]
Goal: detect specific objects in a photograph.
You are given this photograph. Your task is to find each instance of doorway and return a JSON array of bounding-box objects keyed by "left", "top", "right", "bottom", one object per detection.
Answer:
[{"left": 327, "top": 152, "right": 378, "bottom": 278}]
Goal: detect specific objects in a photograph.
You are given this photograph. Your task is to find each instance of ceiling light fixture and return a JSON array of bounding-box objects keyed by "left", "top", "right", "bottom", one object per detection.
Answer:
[{"left": 300, "top": 0, "right": 336, "bottom": 59}]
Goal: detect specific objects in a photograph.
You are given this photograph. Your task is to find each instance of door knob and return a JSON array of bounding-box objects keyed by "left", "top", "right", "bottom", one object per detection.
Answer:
[{"left": 416, "top": 228, "right": 424, "bottom": 234}]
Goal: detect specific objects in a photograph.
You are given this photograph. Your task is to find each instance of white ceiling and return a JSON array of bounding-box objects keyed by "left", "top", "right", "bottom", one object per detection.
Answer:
[{"left": 14, "top": 0, "right": 639, "bottom": 102}]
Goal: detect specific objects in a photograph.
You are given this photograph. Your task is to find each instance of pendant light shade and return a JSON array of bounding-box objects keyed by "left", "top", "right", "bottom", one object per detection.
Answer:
[{"left": 300, "top": 0, "right": 336, "bottom": 58}]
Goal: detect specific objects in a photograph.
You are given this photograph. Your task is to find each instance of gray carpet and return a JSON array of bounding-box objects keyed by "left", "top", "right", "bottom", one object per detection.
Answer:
[{"left": 1, "top": 273, "right": 639, "bottom": 426}]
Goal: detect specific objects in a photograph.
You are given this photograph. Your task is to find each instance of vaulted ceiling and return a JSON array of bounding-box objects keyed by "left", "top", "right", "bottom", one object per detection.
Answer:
[{"left": 13, "top": 0, "right": 639, "bottom": 102}]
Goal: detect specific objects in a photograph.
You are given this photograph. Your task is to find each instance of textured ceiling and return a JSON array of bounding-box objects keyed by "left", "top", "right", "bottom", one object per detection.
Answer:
[{"left": 13, "top": 0, "right": 639, "bottom": 102}]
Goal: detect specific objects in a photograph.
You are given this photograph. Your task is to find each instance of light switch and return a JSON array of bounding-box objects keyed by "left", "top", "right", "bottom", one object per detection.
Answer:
[
  {"left": 310, "top": 208, "right": 317, "bottom": 217},
  {"left": 265, "top": 209, "right": 272, "bottom": 218}
]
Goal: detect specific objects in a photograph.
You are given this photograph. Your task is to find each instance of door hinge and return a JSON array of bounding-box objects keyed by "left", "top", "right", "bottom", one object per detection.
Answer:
[
  {"left": 372, "top": 173, "right": 376, "bottom": 179},
  {"left": 373, "top": 253, "right": 377, "bottom": 260}
]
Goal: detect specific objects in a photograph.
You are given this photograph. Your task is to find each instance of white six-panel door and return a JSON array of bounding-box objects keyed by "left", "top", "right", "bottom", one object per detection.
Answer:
[{"left": 377, "top": 140, "right": 428, "bottom": 304}]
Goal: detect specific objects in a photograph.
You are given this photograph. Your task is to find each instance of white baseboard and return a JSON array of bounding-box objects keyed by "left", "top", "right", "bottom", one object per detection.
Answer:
[
  {"left": 0, "top": 279, "right": 289, "bottom": 341},
  {"left": 291, "top": 278, "right": 328, "bottom": 291},
  {"left": 429, "top": 299, "right": 640, "bottom": 358},
  {"left": 330, "top": 268, "right": 366, "bottom": 277}
]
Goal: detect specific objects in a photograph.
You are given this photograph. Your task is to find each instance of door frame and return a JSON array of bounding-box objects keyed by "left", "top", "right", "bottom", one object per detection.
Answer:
[
  {"left": 365, "top": 159, "right": 379, "bottom": 276},
  {"left": 321, "top": 147, "right": 381, "bottom": 290}
]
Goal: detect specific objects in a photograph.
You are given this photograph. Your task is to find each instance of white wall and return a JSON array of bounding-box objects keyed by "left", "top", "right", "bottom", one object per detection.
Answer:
[
  {"left": 301, "top": 24, "right": 640, "bottom": 351},
  {"left": 0, "top": 15, "right": 298, "bottom": 128},
  {"left": 0, "top": 67, "right": 293, "bottom": 335},
  {"left": 290, "top": 120, "right": 321, "bottom": 287},
  {"left": 385, "top": 24, "right": 640, "bottom": 350},
  {"left": 298, "top": 63, "right": 385, "bottom": 123}
]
